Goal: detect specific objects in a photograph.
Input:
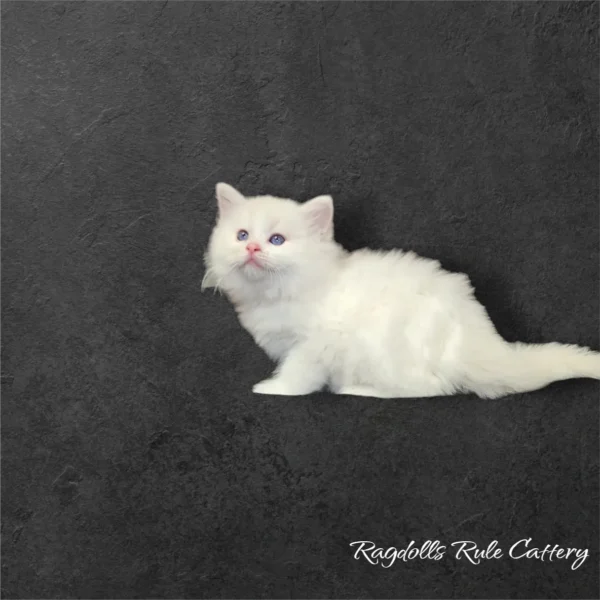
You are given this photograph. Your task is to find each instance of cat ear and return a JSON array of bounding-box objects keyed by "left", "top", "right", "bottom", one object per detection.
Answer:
[
  {"left": 302, "top": 194, "right": 334, "bottom": 239},
  {"left": 216, "top": 182, "right": 246, "bottom": 218}
]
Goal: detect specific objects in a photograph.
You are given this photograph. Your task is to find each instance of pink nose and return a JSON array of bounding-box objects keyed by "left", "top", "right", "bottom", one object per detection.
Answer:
[{"left": 246, "top": 242, "right": 261, "bottom": 255}]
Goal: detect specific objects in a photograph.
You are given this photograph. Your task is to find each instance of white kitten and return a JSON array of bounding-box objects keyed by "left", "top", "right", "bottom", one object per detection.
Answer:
[{"left": 203, "top": 182, "right": 600, "bottom": 398}]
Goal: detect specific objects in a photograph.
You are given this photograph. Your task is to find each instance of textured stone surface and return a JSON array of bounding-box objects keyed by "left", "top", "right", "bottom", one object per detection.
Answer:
[{"left": 1, "top": 1, "right": 598, "bottom": 598}]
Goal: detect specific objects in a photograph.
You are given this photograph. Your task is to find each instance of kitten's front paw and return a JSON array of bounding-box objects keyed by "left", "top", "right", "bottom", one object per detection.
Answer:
[{"left": 253, "top": 379, "right": 298, "bottom": 396}]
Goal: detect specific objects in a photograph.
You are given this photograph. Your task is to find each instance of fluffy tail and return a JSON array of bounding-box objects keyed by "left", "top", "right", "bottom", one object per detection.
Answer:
[{"left": 466, "top": 341, "right": 600, "bottom": 399}]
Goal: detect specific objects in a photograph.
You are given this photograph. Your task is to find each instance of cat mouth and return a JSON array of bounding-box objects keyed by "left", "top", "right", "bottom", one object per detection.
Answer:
[{"left": 243, "top": 256, "right": 264, "bottom": 269}]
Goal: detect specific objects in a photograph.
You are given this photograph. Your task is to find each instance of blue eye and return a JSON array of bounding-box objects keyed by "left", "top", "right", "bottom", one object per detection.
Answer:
[
  {"left": 237, "top": 230, "right": 248, "bottom": 241},
  {"left": 269, "top": 234, "right": 285, "bottom": 246}
]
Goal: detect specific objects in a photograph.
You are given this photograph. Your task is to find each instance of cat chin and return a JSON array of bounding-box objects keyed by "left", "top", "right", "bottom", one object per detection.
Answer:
[
  {"left": 240, "top": 260, "right": 266, "bottom": 272},
  {"left": 232, "top": 263, "right": 271, "bottom": 284}
]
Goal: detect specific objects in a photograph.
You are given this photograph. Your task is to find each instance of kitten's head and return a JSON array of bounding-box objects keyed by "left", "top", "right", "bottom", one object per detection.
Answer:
[{"left": 203, "top": 183, "right": 335, "bottom": 297}]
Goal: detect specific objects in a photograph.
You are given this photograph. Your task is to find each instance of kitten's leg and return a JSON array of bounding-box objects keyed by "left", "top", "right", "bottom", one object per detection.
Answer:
[
  {"left": 253, "top": 344, "right": 326, "bottom": 396},
  {"left": 337, "top": 385, "right": 446, "bottom": 398},
  {"left": 337, "top": 385, "right": 397, "bottom": 398}
]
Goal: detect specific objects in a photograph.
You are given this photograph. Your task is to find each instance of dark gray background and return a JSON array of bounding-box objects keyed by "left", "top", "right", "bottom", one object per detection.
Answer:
[{"left": 2, "top": 1, "right": 598, "bottom": 598}]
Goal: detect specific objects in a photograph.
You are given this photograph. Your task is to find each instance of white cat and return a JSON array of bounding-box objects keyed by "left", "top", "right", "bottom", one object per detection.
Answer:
[{"left": 203, "top": 182, "right": 600, "bottom": 398}]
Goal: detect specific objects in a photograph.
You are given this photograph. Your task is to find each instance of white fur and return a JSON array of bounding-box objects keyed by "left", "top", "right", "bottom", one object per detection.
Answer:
[{"left": 203, "top": 183, "right": 600, "bottom": 398}]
